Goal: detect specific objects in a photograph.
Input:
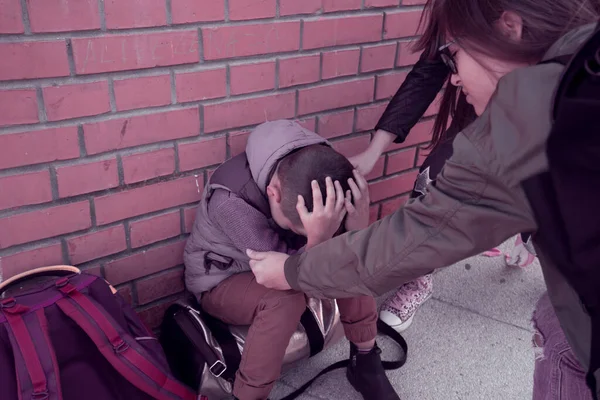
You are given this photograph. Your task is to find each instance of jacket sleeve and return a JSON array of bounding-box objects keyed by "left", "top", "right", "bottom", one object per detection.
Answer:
[
  {"left": 375, "top": 52, "right": 449, "bottom": 143},
  {"left": 283, "top": 132, "right": 538, "bottom": 299}
]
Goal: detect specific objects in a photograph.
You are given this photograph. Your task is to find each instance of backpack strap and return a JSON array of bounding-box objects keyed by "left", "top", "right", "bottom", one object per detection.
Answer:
[
  {"left": 278, "top": 319, "right": 408, "bottom": 400},
  {"left": 53, "top": 279, "right": 196, "bottom": 400},
  {"left": 0, "top": 299, "right": 63, "bottom": 400}
]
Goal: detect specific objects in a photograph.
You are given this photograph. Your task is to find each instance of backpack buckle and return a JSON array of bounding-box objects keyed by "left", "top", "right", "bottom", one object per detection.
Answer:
[
  {"left": 209, "top": 360, "right": 227, "bottom": 378},
  {"left": 0, "top": 298, "right": 16, "bottom": 309}
]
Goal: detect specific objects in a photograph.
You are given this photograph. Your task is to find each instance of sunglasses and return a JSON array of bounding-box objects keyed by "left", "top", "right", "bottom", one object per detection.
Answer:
[{"left": 438, "top": 42, "right": 458, "bottom": 74}]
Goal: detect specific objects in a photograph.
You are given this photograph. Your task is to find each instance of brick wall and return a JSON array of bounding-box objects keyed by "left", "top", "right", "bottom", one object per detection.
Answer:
[{"left": 0, "top": 0, "right": 434, "bottom": 329}]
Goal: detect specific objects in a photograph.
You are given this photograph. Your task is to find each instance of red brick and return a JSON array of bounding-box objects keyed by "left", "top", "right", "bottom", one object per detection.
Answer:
[
  {"left": 43, "top": 81, "right": 110, "bottom": 121},
  {"left": 229, "top": 130, "right": 250, "bottom": 157},
  {"left": 0, "top": 89, "right": 38, "bottom": 127},
  {"left": 369, "top": 204, "right": 380, "bottom": 224},
  {"left": 383, "top": 10, "right": 423, "bottom": 39},
  {"left": 138, "top": 299, "right": 179, "bottom": 330},
  {"left": 387, "top": 148, "right": 416, "bottom": 174},
  {"left": 204, "top": 92, "right": 295, "bottom": 133},
  {"left": 27, "top": 0, "right": 100, "bottom": 33},
  {"left": 318, "top": 110, "right": 355, "bottom": 139},
  {"left": 94, "top": 176, "right": 203, "bottom": 225},
  {"left": 105, "top": 240, "right": 186, "bottom": 285},
  {"left": 403, "top": 0, "right": 426, "bottom": 4},
  {"left": 175, "top": 68, "right": 226, "bottom": 102},
  {"left": 332, "top": 135, "right": 370, "bottom": 158},
  {"left": 321, "top": 49, "right": 360, "bottom": 80},
  {"left": 172, "top": 0, "right": 224, "bottom": 23},
  {"left": 0, "top": 0, "right": 24, "bottom": 33},
  {"left": 27, "top": 0, "right": 99, "bottom": 33},
  {"left": 361, "top": 43, "right": 397, "bottom": 73},
  {"left": 0, "top": 202, "right": 91, "bottom": 249},
  {"left": 84, "top": 265, "right": 103, "bottom": 277},
  {"left": 179, "top": 136, "right": 227, "bottom": 172},
  {"left": 84, "top": 107, "right": 200, "bottom": 155},
  {"left": 0, "top": 171, "right": 52, "bottom": 211},
  {"left": 229, "top": 0, "right": 276, "bottom": 20},
  {"left": 183, "top": 206, "right": 197, "bottom": 233},
  {"left": 279, "top": 0, "right": 321, "bottom": 16},
  {"left": 298, "top": 78, "right": 374, "bottom": 116},
  {"left": 72, "top": 31, "right": 199, "bottom": 75},
  {"left": 0, "top": 41, "right": 69, "bottom": 81},
  {"left": 303, "top": 15, "right": 383, "bottom": 50},
  {"left": 389, "top": 120, "right": 433, "bottom": 150},
  {"left": 381, "top": 195, "right": 409, "bottom": 218},
  {"left": 130, "top": 211, "right": 181, "bottom": 248},
  {"left": 122, "top": 148, "right": 176, "bottom": 184},
  {"left": 369, "top": 171, "right": 418, "bottom": 202},
  {"left": 202, "top": 21, "right": 300, "bottom": 60},
  {"left": 322, "top": 0, "right": 360, "bottom": 12},
  {"left": 67, "top": 225, "right": 127, "bottom": 265},
  {"left": 114, "top": 75, "right": 171, "bottom": 111},
  {"left": 56, "top": 158, "right": 119, "bottom": 198},
  {"left": 0, "top": 127, "right": 79, "bottom": 170},
  {"left": 278, "top": 55, "right": 320, "bottom": 88},
  {"left": 297, "top": 118, "right": 317, "bottom": 132},
  {"left": 0, "top": 243, "right": 63, "bottom": 280},
  {"left": 376, "top": 71, "right": 408, "bottom": 100},
  {"left": 117, "top": 285, "right": 134, "bottom": 306},
  {"left": 136, "top": 269, "right": 184, "bottom": 305},
  {"left": 366, "top": 156, "right": 385, "bottom": 181},
  {"left": 365, "top": 0, "right": 398, "bottom": 7},
  {"left": 356, "top": 103, "right": 387, "bottom": 132},
  {"left": 230, "top": 61, "right": 276, "bottom": 95},
  {"left": 104, "top": 0, "right": 166, "bottom": 29},
  {"left": 397, "top": 41, "right": 421, "bottom": 66}
]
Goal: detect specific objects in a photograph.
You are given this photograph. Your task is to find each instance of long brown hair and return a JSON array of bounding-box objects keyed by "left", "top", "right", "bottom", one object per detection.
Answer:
[{"left": 412, "top": 0, "right": 600, "bottom": 150}]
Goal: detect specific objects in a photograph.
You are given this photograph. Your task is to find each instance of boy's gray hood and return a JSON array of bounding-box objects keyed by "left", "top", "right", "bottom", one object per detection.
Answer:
[{"left": 246, "top": 120, "right": 331, "bottom": 194}]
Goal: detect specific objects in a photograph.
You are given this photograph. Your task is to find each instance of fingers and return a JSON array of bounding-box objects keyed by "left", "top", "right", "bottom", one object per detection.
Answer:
[
  {"left": 353, "top": 169, "right": 369, "bottom": 192},
  {"left": 345, "top": 190, "right": 357, "bottom": 214},
  {"left": 296, "top": 194, "right": 309, "bottom": 220},
  {"left": 311, "top": 180, "right": 324, "bottom": 212},
  {"left": 347, "top": 177, "right": 361, "bottom": 203},
  {"left": 323, "top": 177, "right": 335, "bottom": 212},
  {"left": 246, "top": 249, "right": 267, "bottom": 260},
  {"left": 334, "top": 180, "right": 345, "bottom": 213}
]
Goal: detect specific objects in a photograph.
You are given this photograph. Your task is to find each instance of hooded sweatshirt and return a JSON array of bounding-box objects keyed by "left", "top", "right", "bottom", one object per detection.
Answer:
[
  {"left": 184, "top": 120, "right": 329, "bottom": 296},
  {"left": 281, "top": 23, "right": 600, "bottom": 394}
]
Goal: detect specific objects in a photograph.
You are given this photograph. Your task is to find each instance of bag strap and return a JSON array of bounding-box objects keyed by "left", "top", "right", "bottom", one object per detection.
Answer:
[
  {"left": 278, "top": 319, "right": 408, "bottom": 400},
  {"left": 300, "top": 308, "right": 325, "bottom": 357},
  {"left": 53, "top": 278, "right": 196, "bottom": 400},
  {"left": 199, "top": 309, "right": 242, "bottom": 381},
  {"left": 0, "top": 266, "right": 80, "bottom": 294},
  {"left": 1, "top": 299, "right": 63, "bottom": 400}
]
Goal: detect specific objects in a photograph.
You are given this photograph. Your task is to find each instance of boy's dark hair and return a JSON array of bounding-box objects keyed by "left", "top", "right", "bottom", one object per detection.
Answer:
[{"left": 276, "top": 144, "right": 354, "bottom": 227}]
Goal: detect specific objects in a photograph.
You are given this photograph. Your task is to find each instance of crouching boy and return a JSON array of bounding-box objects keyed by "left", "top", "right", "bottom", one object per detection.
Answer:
[{"left": 184, "top": 120, "right": 398, "bottom": 400}]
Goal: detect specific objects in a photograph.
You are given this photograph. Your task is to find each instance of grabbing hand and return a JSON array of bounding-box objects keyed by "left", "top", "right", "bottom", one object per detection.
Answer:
[
  {"left": 344, "top": 169, "right": 371, "bottom": 231},
  {"left": 298, "top": 177, "right": 347, "bottom": 248},
  {"left": 349, "top": 150, "right": 378, "bottom": 176},
  {"left": 247, "top": 249, "right": 291, "bottom": 290}
]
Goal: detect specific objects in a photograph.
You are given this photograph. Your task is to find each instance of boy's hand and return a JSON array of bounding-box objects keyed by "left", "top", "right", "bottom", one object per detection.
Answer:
[
  {"left": 345, "top": 169, "right": 370, "bottom": 231},
  {"left": 298, "top": 177, "right": 346, "bottom": 249}
]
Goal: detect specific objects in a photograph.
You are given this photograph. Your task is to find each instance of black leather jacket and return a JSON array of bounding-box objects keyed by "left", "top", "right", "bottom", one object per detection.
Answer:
[{"left": 375, "top": 52, "right": 449, "bottom": 143}]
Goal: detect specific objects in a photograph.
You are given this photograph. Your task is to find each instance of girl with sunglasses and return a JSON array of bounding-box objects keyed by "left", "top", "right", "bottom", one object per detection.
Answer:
[{"left": 350, "top": 16, "right": 536, "bottom": 334}]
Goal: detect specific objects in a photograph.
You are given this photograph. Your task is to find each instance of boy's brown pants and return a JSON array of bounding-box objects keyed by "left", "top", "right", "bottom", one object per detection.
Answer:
[{"left": 201, "top": 272, "right": 378, "bottom": 400}]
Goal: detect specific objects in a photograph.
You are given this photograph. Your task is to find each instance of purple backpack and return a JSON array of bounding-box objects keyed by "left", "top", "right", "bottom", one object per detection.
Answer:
[{"left": 0, "top": 266, "right": 196, "bottom": 400}]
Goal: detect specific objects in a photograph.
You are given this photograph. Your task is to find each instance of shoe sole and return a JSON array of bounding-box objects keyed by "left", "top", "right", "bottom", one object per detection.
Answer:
[{"left": 379, "top": 311, "right": 414, "bottom": 333}]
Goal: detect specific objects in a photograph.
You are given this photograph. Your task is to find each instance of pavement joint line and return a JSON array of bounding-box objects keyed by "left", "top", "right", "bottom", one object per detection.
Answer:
[{"left": 430, "top": 297, "right": 534, "bottom": 333}]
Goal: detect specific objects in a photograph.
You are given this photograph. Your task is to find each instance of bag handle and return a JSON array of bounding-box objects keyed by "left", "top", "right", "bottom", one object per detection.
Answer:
[
  {"left": 54, "top": 279, "right": 196, "bottom": 400},
  {"left": 278, "top": 319, "right": 408, "bottom": 400},
  {"left": 0, "top": 266, "right": 80, "bottom": 294}
]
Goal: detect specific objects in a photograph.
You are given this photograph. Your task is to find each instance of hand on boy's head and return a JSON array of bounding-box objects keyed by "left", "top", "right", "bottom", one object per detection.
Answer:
[
  {"left": 344, "top": 169, "right": 371, "bottom": 231},
  {"left": 297, "top": 177, "right": 347, "bottom": 249}
]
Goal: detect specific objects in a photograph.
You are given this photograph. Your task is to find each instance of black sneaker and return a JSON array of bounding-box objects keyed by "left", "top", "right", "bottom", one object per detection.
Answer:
[{"left": 346, "top": 342, "right": 400, "bottom": 400}]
